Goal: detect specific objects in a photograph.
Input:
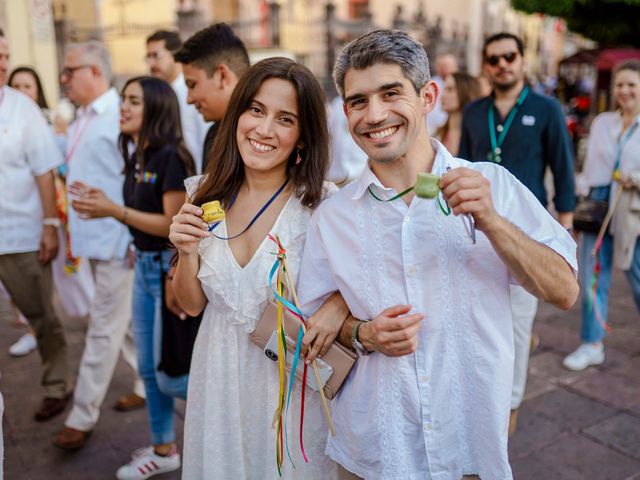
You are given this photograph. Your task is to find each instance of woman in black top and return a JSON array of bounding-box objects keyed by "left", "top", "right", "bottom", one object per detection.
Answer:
[{"left": 72, "top": 76, "right": 195, "bottom": 478}]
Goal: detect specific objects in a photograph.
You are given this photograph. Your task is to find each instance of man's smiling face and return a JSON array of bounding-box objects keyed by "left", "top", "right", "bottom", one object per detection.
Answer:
[{"left": 343, "top": 63, "right": 429, "bottom": 165}]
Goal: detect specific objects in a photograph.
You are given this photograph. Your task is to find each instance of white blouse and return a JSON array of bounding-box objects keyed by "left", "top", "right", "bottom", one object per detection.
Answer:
[
  {"left": 581, "top": 111, "right": 640, "bottom": 190},
  {"left": 298, "top": 140, "right": 577, "bottom": 480}
]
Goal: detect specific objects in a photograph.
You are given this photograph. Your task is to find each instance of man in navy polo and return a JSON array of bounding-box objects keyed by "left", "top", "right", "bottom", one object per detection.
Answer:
[{"left": 459, "top": 32, "right": 576, "bottom": 436}]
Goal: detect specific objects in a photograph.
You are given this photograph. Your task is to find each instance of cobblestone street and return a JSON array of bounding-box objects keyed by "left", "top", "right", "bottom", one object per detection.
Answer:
[{"left": 1, "top": 263, "right": 639, "bottom": 479}]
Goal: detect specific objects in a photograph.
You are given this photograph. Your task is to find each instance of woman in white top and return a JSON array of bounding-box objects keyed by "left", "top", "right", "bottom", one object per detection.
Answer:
[
  {"left": 564, "top": 59, "right": 640, "bottom": 371},
  {"left": 169, "top": 57, "right": 345, "bottom": 479}
]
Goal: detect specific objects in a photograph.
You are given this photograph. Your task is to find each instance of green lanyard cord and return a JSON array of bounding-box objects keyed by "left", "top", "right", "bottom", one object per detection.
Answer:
[
  {"left": 487, "top": 86, "right": 530, "bottom": 163},
  {"left": 367, "top": 185, "right": 415, "bottom": 202},
  {"left": 367, "top": 185, "right": 452, "bottom": 216}
]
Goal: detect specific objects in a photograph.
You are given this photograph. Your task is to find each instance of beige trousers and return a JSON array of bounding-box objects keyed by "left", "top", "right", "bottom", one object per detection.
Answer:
[
  {"left": 0, "top": 252, "right": 69, "bottom": 398},
  {"left": 65, "top": 258, "right": 144, "bottom": 431}
]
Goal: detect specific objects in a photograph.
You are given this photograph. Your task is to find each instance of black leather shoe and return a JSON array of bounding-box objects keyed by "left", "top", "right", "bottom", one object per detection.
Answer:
[{"left": 34, "top": 396, "right": 69, "bottom": 422}]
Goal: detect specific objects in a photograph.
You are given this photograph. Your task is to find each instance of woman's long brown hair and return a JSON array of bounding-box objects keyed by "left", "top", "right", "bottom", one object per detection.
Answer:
[{"left": 192, "top": 57, "right": 329, "bottom": 209}]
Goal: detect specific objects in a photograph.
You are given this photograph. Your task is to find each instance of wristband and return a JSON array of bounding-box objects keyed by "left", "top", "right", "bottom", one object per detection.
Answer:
[{"left": 43, "top": 217, "right": 61, "bottom": 228}]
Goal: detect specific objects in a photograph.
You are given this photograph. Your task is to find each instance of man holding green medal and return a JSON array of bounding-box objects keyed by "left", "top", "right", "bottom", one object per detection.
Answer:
[
  {"left": 298, "top": 29, "right": 578, "bottom": 479},
  {"left": 459, "top": 32, "right": 576, "bottom": 435}
]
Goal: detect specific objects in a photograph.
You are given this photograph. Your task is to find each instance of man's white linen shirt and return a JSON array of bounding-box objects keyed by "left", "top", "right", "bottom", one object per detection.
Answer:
[
  {"left": 298, "top": 140, "right": 577, "bottom": 480},
  {"left": 66, "top": 87, "right": 130, "bottom": 260},
  {"left": 0, "top": 86, "right": 63, "bottom": 255},
  {"left": 172, "top": 73, "right": 210, "bottom": 174}
]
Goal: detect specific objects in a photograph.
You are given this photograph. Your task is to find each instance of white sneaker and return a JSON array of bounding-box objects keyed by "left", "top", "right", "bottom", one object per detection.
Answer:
[
  {"left": 116, "top": 445, "right": 180, "bottom": 480},
  {"left": 563, "top": 343, "right": 605, "bottom": 371},
  {"left": 9, "top": 333, "right": 37, "bottom": 357}
]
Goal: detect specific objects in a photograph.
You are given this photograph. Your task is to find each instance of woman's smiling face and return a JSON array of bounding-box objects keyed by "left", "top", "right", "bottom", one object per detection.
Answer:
[{"left": 236, "top": 77, "right": 301, "bottom": 175}]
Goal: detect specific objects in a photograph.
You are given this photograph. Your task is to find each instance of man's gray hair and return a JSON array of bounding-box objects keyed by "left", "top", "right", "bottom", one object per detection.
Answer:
[
  {"left": 65, "top": 40, "right": 112, "bottom": 82},
  {"left": 333, "top": 29, "right": 430, "bottom": 99}
]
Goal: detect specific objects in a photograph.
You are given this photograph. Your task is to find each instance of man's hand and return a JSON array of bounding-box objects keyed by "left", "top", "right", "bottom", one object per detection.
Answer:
[
  {"left": 358, "top": 305, "right": 424, "bottom": 357},
  {"left": 302, "top": 292, "right": 350, "bottom": 364},
  {"left": 71, "top": 187, "right": 117, "bottom": 219},
  {"left": 165, "top": 276, "right": 187, "bottom": 320},
  {"left": 439, "top": 167, "right": 499, "bottom": 232},
  {"left": 38, "top": 226, "right": 59, "bottom": 264}
]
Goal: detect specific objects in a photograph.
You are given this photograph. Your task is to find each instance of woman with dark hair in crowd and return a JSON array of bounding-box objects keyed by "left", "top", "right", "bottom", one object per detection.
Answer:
[
  {"left": 9, "top": 66, "right": 49, "bottom": 109},
  {"left": 170, "top": 57, "right": 345, "bottom": 478},
  {"left": 437, "top": 72, "right": 482, "bottom": 156},
  {"left": 564, "top": 59, "right": 640, "bottom": 371},
  {"left": 71, "top": 75, "right": 196, "bottom": 479}
]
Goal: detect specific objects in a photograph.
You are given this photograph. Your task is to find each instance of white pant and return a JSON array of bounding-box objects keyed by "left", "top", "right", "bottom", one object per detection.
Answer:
[
  {"left": 65, "top": 259, "right": 145, "bottom": 431},
  {"left": 510, "top": 284, "right": 539, "bottom": 409}
]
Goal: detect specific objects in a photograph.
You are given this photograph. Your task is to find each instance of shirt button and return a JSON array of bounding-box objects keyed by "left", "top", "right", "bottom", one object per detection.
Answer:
[
  {"left": 420, "top": 375, "right": 430, "bottom": 383},
  {"left": 403, "top": 216, "right": 411, "bottom": 224},
  {"left": 407, "top": 267, "right": 417, "bottom": 276},
  {"left": 497, "top": 124, "right": 504, "bottom": 132},
  {"left": 424, "top": 423, "right": 433, "bottom": 431}
]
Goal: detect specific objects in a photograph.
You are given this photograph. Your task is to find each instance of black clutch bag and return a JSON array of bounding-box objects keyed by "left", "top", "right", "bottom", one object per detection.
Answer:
[{"left": 573, "top": 198, "right": 609, "bottom": 234}]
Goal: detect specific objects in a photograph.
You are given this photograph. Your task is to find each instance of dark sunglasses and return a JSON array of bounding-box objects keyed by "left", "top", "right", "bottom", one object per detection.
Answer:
[{"left": 485, "top": 52, "right": 518, "bottom": 66}]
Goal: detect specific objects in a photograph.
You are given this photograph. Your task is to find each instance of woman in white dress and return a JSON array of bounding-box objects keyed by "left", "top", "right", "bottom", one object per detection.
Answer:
[{"left": 169, "top": 58, "right": 346, "bottom": 479}]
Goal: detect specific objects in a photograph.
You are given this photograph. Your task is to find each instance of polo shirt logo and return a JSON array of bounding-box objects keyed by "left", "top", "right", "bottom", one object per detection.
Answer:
[{"left": 522, "top": 115, "right": 536, "bottom": 126}]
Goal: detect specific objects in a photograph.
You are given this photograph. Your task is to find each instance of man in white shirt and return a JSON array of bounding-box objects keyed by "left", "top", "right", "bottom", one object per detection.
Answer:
[
  {"left": 145, "top": 30, "right": 210, "bottom": 173},
  {"left": 0, "top": 28, "right": 70, "bottom": 422},
  {"left": 298, "top": 30, "right": 579, "bottom": 480},
  {"left": 53, "top": 41, "right": 144, "bottom": 451}
]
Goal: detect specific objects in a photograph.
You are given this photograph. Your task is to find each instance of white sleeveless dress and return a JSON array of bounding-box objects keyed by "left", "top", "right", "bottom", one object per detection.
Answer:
[{"left": 182, "top": 183, "right": 338, "bottom": 480}]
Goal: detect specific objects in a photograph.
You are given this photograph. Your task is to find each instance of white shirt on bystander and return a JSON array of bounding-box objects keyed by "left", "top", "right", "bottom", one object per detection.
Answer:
[
  {"left": 0, "top": 86, "right": 63, "bottom": 255},
  {"left": 66, "top": 87, "right": 131, "bottom": 260}
]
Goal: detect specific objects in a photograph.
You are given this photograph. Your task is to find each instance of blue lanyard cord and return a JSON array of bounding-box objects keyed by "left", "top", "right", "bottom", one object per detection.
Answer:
[
  {"left": 208, "top": 178, "right": 290, "bottom": 240},
  {"left": 614, "top": 120, "right": 639, "bottom": 174},
  {"left": 487, "top": 86, "right": 530, "bottom": 163}
]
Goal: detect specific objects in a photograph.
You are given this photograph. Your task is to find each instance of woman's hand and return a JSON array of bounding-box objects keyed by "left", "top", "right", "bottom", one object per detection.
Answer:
[
  {"left": 71, "top": 185, "right": 119, "bottom": 219},
  {"left": 169, "top": 203, "right": 210, "bottom": 256},
  {"left": 302, "top": 292, "right": 350, "bottom": 364},
  {"left": 615, "top": 175, "right": 636, "bottom": 190}
]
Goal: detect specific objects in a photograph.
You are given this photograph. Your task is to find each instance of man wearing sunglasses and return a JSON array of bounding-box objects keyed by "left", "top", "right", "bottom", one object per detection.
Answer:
[{"left": 459, "top": 32, "right": 576, "bottom": 436}]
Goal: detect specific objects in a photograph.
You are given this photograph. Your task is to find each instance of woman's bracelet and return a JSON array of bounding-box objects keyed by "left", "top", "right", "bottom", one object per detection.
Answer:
[{"left": 121, "top": 207, "right": 128, "bottom": 224}]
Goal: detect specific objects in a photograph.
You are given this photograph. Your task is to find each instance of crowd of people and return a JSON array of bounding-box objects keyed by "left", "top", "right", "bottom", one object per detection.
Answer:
[{"left": 0, "top": 19, "right": 639, "bottom": 480}]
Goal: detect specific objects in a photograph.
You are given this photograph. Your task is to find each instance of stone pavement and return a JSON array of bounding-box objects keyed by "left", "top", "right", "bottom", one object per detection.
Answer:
[{"left": 1, "top": 264, "right": 639, "bottom": 479}]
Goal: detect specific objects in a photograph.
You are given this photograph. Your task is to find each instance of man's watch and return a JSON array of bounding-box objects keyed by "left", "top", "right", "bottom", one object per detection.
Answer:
[
  {"left": 43, "top": 217, "right": 62, "bottom": 228},
  {"left": 351, "top": 321, "right": 372, "bottom": 356}
]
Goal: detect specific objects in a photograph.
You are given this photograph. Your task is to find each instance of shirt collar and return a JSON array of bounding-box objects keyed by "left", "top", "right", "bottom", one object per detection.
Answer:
[
  {"left": 351, "top": 138, "right": 455, "bottom": 200},
  {"left": 171, "top": 72, "right": 185, "bottom": 90},
  {"left": 80, "top": 87, "right": 118, "bottom": 117}
]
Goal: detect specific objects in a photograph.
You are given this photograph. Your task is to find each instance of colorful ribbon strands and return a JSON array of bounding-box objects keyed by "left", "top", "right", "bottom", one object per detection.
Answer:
[
  {"left": 55, "top": 167, "right": 82, "bottom": 275},
  {"left": 267, "top": 234, "right": 309, "bottom": 475},
  {"left": 588, "top": 183, "right": 624, "bottom": 334}
]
